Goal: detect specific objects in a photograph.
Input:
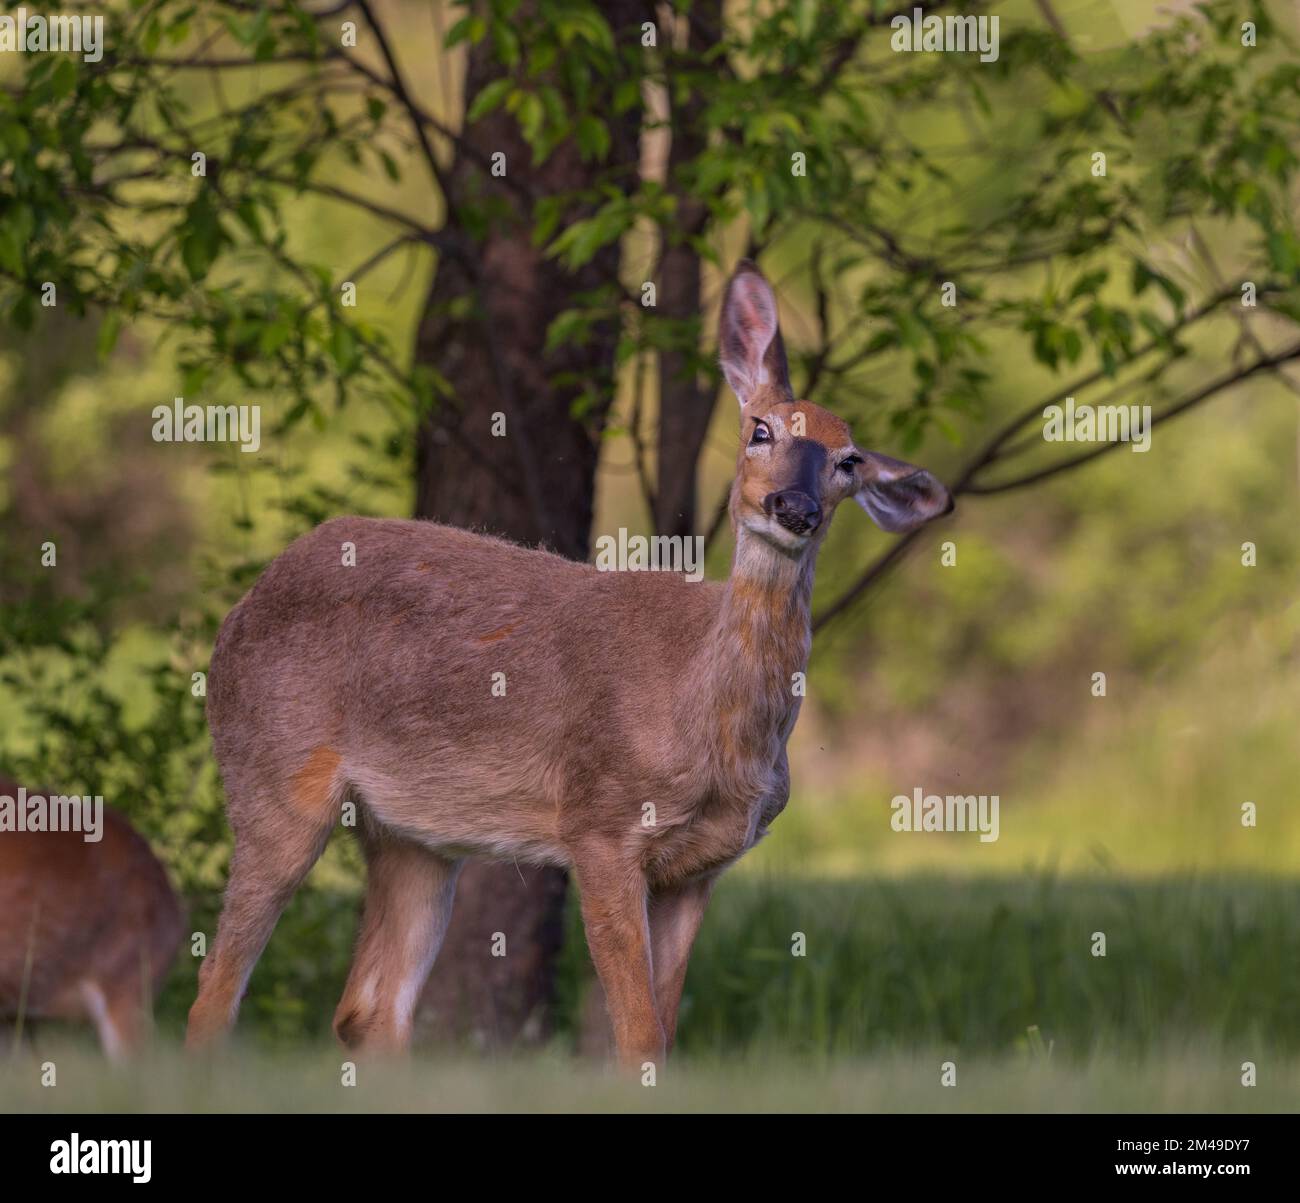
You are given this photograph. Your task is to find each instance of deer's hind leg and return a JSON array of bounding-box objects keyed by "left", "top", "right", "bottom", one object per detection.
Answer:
[
  {"left": 80, "top": 978, "right": 145, "bottom": 1061},
  {"left": 333, "top": 817, "right": 461, "bottom": 1054},
  {"left": 187, "top": 750, "right": 344, "bottom": 1050}
]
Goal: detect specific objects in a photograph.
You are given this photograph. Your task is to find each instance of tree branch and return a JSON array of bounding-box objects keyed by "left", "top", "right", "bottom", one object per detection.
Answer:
[
  {"left": 355, "top": 0, "right": 450, "bottom": 202},
  {"left": 813, "top": 330, "right": 1300, "bottom": 631},
  {"left": 629, "top": 350, "right": 658, "bottom": 521},
  {"left": 965, "top": 339, "right": 1300, "bottom": 495}
]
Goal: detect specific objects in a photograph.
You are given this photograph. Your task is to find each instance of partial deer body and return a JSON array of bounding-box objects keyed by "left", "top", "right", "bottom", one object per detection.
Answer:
[
  {"left": 187, "top": 262, "right": 952, "bottom": 1063},
  {"left": 0, "top": 779, "right": 184, "bottom": 1059}
]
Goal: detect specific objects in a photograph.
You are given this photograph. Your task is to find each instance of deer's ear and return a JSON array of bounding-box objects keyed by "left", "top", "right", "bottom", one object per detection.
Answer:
[
  {"left": 718, "top": 260, "right": 792, "bottom": 408},
  {"left": 855, "top": 451, "right": 953, "bottom": 533}
]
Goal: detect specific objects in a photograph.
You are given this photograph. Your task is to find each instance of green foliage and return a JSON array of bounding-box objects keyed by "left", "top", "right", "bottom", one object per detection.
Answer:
[
  {"left": 1, "top": 1, "right": 1295, "bottom": 453},
  {"left": 0, "top": 571, "right": 227, "bottom": 895},
  {"left": 0, "top": 0, "right": 407, "bottom": 426}
]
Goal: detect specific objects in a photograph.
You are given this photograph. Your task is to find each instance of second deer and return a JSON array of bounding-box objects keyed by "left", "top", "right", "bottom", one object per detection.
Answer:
[
  {"left": 0, "top": 777, "right": 184, "bottom": 1059},
  {"left": 187, "top": 261, "right": 953, "bottom": 1065}
]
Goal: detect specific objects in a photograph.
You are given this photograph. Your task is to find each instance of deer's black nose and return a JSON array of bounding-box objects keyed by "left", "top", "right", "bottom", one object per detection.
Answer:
[{"left": 764, "top": 489, "right": 822, "bottom": 535}]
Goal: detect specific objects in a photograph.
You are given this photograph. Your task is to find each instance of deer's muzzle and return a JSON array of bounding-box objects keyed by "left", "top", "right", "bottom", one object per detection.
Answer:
[{"left": 764, "top": 489, "right": 822, "bottom": 536}]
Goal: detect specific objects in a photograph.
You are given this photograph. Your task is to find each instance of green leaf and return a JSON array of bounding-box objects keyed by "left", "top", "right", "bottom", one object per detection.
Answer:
[
  {"left": 0, "top": 223, "right": 23, "bottom": 274},
  {"left": 467, "top": 78, "right": 513, "bottom": 124},
  {"left": 895, "top": 311, "right": 926, "bottom": 349},
  {"left": 1266, "top": 230, "right": 1299, "bottom": 276},
  {"left": 514, "top": 92, "right": 544, "bottom": 146},
  {"left": 1068, "top": 269, "right": 1108, "bottom": 301},
  {"left": 51, "top": 59, "right": 78, "bottom": 100},
  {"left": 545, "top": 308, "right": 597, "bottom": 353},
  {"left": 330, "top": 323, "right": 358, "bottom": 374},
  {"left": 234, "top": 199, "right": 265, "bottom": 242},
  {"left": 613, "top": 78, "right": 641, "bottom": 114},
  {"left": 182, "top": 362, "right": 212, "bottom": 396},
  {"left": 0, "top": 119, "right": 31, "bottom": 155},
  {"left": 553, "top": 9, "right": 614, "bottom": 50},
  {"left": 259, "top": 319, "right": 293, "bottom": 357},
  {"left": 180, "top": 195, "right": 224, "bottom": 282},
  {"left": 574, "top": 115, "right": 610, "bottom": 161},
  {"left": 545, "top": 203, "right": 631, "bottom": 269},
  {"left": 96, "top": 311, "right": 121, "bottom": 360},
  {"left": 491, "top": 22, "right": 521, "bottom": 68},
  {"left": 446, "top": 14, "right": 486, "bottom": 47},
  {"left": 1131, "top": 261, "right": 1185, "bottom": 311}
]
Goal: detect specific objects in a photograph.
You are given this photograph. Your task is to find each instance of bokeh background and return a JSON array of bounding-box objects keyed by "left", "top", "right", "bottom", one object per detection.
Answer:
[{"left": 1, "top": 0, "right": 1298, "bottom": 1109}]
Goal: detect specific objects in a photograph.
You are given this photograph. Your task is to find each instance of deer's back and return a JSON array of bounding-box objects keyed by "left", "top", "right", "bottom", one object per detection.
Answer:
[{"left": 207, "top": 518, "right": 723, "bottom": 852}]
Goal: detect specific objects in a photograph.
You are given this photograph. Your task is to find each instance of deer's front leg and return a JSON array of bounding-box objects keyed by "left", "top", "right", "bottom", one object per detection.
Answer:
[
  {"left": 572, "top": 850, "right": 664, "bottom": 1069},
  {"left": 649, "top": 873, "right": 716, "bottom": 1051}
]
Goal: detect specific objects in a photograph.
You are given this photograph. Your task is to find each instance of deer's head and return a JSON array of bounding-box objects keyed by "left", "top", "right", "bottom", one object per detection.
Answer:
[{"left": 720, "top": 261, "right": 953, "bottom": 556}]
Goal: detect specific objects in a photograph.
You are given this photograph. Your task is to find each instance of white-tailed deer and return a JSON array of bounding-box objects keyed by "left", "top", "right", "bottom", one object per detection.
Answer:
[
  {"left": 187, "top": 261, "right": 952, "bottom": 1064},
  {"left": 0, "top": 777, "right": 184, "bottom": 1059}
]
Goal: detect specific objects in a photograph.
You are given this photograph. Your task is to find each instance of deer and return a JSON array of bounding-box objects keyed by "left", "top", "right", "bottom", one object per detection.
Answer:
[
  {"left": 186, "top": 260, "right": 953, "bottom": 1066},
  {"left": 0, "top": 777, "right": 185, "bottom": 1059}
]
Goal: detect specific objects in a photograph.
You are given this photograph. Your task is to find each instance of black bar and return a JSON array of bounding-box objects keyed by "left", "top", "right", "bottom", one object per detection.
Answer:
[{"left": 0, "top": 1111, "right": 1292, "bottom": 1188}]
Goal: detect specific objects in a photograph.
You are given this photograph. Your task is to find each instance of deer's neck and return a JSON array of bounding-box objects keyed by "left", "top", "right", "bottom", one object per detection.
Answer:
[{"left": 693, "top": 529, "right": 817, "bottom": 785}]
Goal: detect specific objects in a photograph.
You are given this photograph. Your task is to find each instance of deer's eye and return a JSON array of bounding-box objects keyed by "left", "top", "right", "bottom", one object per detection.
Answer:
[
  {"left": 837, "top": 455, "right": 863, "bottom": 473},
  {"left": 750, "top": 421, "right": 772, "bottom": 445}
]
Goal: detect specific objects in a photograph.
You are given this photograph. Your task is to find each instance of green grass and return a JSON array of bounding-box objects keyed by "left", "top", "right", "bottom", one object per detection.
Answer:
[
  {"left": 135, "top": 873, "right": 1300, "bottom": 1067},
  {"left": 655, "top": 874, "right": 1300, "bottom": 1058},
  {"left": 2, "top": 1045, "right": 1292, "bottom": 1114},
  {"left": 11, "top": 873, "right": 1296, "bottom": 1112}
]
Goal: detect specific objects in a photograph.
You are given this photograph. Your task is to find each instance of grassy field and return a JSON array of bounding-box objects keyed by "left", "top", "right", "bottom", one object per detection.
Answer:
[
  {"left": 3, "top": 1045, "right": 1294, "bottom": 1114},
  {"left": 150, "top": 872, "right": 1300, "bottom": 1055},
  {"left": 5, "top": 872, "right": 1293, "bottom": 1112}
]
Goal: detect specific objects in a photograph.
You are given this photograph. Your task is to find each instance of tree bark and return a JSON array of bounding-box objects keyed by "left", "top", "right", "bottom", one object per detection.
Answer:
[
  {"left": 653, "top": 0, "right": 720, "bottom": 539},
  {"left": 411, "top": 1, "right": 642, "bottom": 1047},
  {"left": 579, "top": 2, "right": 723, "bottom": 1055}
]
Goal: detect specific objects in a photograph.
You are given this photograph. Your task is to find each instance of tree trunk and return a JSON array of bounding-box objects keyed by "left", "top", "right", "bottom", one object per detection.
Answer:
[
  {"left": 411, "top": 2, "right": 642, "bottom": 1047},
  {"left": 653, "top": 0, "right": 720, "bottom": 539},
  {"left": 579, "top": 2, "right": 723, "bottom": 1056}
]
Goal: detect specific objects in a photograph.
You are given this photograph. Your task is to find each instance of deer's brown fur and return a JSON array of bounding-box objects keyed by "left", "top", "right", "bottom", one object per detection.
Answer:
[
  {"left": 0, "top": 778, "right": 184, "bottom": 1059},
  {"left": 187, "top": 261, "right": 952, "bottom": 1064}
]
